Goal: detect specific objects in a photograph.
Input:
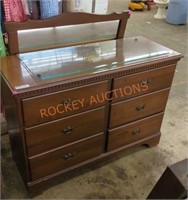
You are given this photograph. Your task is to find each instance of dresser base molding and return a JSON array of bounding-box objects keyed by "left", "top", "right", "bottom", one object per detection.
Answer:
[{"left": 26, "top": 132, "right": 161, "bottom": 196}]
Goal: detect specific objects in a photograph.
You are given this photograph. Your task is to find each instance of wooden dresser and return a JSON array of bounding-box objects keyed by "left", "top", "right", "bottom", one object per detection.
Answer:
[{"left": 1, "top": 36, "right": 182, "bottom": 194}]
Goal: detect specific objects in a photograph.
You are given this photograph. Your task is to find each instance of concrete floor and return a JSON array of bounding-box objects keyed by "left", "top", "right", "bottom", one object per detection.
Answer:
[{"left": 1, "top": 0, "right": 188, "bottom": 199}]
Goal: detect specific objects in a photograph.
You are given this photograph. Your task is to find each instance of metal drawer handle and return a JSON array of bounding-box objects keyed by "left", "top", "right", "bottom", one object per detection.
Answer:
[
  {"left": 62, "top": 125, "right": 76, "bottom": 135},
  {"left": 136, "top": 104, "right": 145, "bottom": 111},
  {"left": 64, "top": 152, "right": 76, "bottom": 161},
  {"left": 140, "top": 78, "right": 152, "bottom": 85},
  {"left": 131, "top": 128, "right": 140, "bottom": 135},
  {"left": 61, "top": 98, "right": 77, "bottom": 106}
]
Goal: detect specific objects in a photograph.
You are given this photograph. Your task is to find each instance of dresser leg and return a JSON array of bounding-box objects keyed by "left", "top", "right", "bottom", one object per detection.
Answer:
[
  {"left": 27, "top": 184, "right": 45, "bottom": 198},
  {"left": 144, "top": 133, "right": 161, "bottom": 148}
]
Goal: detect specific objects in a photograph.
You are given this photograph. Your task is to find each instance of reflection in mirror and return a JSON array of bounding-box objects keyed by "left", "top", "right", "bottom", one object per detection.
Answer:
[{"left": 18, "top": 21, "right": 119, "bottom": 53}]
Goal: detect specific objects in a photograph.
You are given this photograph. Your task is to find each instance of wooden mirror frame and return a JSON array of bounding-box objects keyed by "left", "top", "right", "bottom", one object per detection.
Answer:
[{"left": 5, "top": 11, "right": 130, "bottom": 55}]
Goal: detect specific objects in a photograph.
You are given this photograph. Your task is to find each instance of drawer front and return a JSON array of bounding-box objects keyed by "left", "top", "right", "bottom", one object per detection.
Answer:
[
  {"left": 112, "top": 65, "right": 175, "bottom": 102},
  {"left": 110, "top": 89, "right": 170, "bottom": 128},
  {"left": 108, "top": 113, "right": 164, "bottom": 151},
  {"left": 22, "top": 81, "right": 109, "bottom": 127},
  {"left": 25, "top": 107, "right": 105, "bottom": 156},
  {"left": 29, "top": 133, "right": 104, "bottom": 180}
]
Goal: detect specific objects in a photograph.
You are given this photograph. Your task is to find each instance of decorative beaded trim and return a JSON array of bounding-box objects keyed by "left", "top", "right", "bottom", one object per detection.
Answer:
[{"left": 16, "top": 58, "right": 180, "bottom": 99}]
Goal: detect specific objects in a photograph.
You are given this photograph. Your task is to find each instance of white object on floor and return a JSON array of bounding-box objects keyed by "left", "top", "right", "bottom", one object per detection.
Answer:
[{"left": 154, "top": 0, "right": 169, "bottom": 19}]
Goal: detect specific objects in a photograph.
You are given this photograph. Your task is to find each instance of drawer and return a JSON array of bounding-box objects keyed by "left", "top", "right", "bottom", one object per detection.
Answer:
[
  {"left": 108, "top": 113, "right": 164, "bottom": 151},
  {"left": 110, "top": 89, "right": 170, "bottom": 128},
  {"left": 25, "top": 107, "right": 105, "bottom": 156},
  {"left": 22, "top": 81, "right": 109, "bottom": 127},
  {"left": 29, "top": 133, "right": 104, "bottom": 180},
  {"left": 112, "top": 65, "right": 176, "bottom": 102}
]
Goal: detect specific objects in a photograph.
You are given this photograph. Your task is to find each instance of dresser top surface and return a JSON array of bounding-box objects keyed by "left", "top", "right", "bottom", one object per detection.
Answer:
[{"left": 1, "top": 36, "right": 181, "bottom": 93}]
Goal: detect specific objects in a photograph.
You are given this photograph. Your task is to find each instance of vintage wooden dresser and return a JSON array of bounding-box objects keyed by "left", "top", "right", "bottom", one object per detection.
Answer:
[{"left": 1, "top": 12, "right": 182, "bottom": 194}]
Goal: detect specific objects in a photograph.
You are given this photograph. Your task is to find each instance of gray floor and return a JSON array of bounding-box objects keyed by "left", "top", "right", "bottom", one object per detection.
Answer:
[{"left": 1, "top": 1, "right": 188, "bottom": 199}]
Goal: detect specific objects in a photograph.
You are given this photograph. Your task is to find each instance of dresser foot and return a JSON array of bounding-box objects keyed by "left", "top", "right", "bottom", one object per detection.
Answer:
[
  {"left": 27, "top": 186, "right": 44, "bottom": 198},
  {"left": 144, "top": 133, "right": 161, "bottom": 148}
]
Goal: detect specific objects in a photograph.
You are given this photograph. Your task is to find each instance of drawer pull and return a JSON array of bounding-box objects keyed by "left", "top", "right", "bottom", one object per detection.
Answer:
[
  {"left": 131, "top": 128, "right": 140, "bottom": 135},
  {"left": 140, "top": 78, "right": 152, "bottom": 85},
  {"left": 62, "top": 125, "right": 76, "bottom": 135},
  {"left": 61, "top": 98, "right": 77, "bottom": 106},
  {"left": 136, "top": 104, "right": 145, "bottom": 111},
  {"left": 64, "top": 152, "right": 76, "bottom": 161}
]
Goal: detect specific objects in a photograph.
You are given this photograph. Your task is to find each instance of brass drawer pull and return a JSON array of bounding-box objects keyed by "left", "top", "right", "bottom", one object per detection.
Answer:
[
  {"left": 61, "top": 98, "right": 77, "bottom": 106},
  {"left": 136, "top": 104, "right": 145, "bottom": 111},
  {"left": 140, "top": 78, "right": 152, "bottom": 85},
  {"left": 64, "top": 152, "right": 76, "bottom": 161},
  {"left": 62, "top": 125, "right": 76, "bottom": 135},
  {"left": 131, "top": 128, "right": 140, "bottom": 135}
]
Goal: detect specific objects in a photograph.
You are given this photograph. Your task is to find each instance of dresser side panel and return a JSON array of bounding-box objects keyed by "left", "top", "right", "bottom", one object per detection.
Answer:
[{"left": 1, "top": 77, "right": 30, "bottom": 183}]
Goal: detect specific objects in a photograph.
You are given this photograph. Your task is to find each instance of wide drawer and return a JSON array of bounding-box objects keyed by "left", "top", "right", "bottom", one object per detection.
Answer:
[
  {"left": 110, "top": 89, "right": 170, "bottom": 128},
  {"left": 108, "top": 113, "right": 164, "bottom": 151},
  {"left": 29, "top": 133, "right": 104, "bottom": 180},
  {"left": 112, "top": 65, "right": 176, "bottom": 102},
  {"left": 22, "top": 81, "right": 109, "bottom": 127},
  {"left": 25, "top": 107, "right": 105, "bottom": 156}
]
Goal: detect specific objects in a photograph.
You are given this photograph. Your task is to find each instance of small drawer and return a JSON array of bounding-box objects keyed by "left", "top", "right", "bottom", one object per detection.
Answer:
[
  {"left": 108, "top": 113, "right": 164, "bottom": 151},
  {"left": 25, "top": 107, "right": 105, "bottom": 156},
  {"left": 112, "top": 65, "right": 176, "bottom": 102},
  {"left": 22, "top": 81, "right": 109, "bottom": 127},
  {"left": 110, "top": 89, "right": 170, "bottom": 128},
  {"left": 29, "top": 133, "right": 104, "bottom": 180}
]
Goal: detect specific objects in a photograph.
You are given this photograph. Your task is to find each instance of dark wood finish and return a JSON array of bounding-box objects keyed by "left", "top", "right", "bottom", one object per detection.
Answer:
[
  {"left": 0, "top": 37, "right": 181, "bottom": 96},
  {"left": 26, "top": 132, "right": 162, "bottom": 196},
  {"left": 29, "top": 133, "right": 104, "bottom": 180},
  {"left": 147, "top": 158, "right": 187, "bottom": 199},
  {"left": 22, "top": 81, "right": 109, "bottom": 127},
  {"left": 0, "top": 34, "right": 182, "bottom": 195},
  {"left": 5, "top": 11, "right": 130, "bottom": 54},
  {"left": 144, "top": 133, "right": 161, "bottom": 148},
  {"left": 110, "top": 89, "right": 170, "bottom": 128},
  {"left": 112, "top": 65, "right": 176, "bottom": 102},
  {"left": 1, "top": 78, "right": 29, "bottom": 183},
  {"left": 108, "top": 113, "right": 164, "bottom": 151},
  {"left": 25, "top": 107, "right": 105, "bottom": 156}
]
